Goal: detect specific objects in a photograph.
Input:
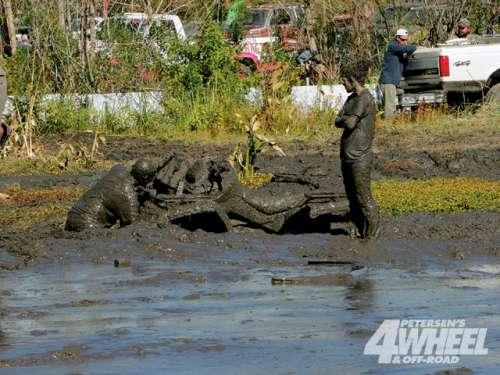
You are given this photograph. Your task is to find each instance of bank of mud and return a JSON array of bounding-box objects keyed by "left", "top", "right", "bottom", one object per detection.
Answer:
[
  {"left": 1, "top": 136, "right": 498, "bottom": 189},
  {"left": 1, "top": 138, "right": 499, "bottom": 269},
  {"left": 1, "top": 137, "right": 499, "bottom": 374},
  {"left": 1, "top": 209, "right": 498, "bottom": 270},
  {"left": 1, "top": 212, "right": 499, "bottom": 374}
]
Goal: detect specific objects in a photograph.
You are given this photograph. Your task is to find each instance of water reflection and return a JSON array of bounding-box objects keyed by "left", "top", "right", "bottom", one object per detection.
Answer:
[
  {"left": 345, "top": 278, "right": 374, "bottom": 312},
  {"left": 0, "top": 259, "right": 499, "bottom": 374}
]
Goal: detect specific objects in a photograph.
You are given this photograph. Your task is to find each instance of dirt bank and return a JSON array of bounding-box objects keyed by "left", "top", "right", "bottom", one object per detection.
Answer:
[
  {"left": 1, "top": 136, "right": 499, "bottom": 374},
  {"left": 97, "top": 135, "right": 500, "bottom": 181},
  {"left": 1, "top": 140, "right": 498, "bottom": 189},
  {"left": 1, "top": 210, "right": 498, "bottom": 271},
  {"left": 0, "top": 136, "right": 498, "bottom": 270}
]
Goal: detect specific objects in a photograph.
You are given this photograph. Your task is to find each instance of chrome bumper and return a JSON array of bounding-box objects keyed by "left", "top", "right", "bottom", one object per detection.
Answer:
[{"left": 400, "top": 91, "right": 446, "bottom": 107}]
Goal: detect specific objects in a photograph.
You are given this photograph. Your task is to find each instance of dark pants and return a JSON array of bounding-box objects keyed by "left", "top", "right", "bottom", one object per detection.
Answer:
[
  {"left": 341, "top": 159, "right": 380, "bottom": 238},
  {"left": 0, "top": 68, "right": 7, "bottom": 117}
]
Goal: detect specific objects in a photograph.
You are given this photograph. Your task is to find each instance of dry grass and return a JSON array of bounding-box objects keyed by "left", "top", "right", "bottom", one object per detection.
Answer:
[
  {"left": 0, "top": 185, "right": 85, "bottom": 230},
  {"left": 239, "top": 172, "right": 273, "bottom": 189},
  {"left": 0, "top": 185, "right": 85, "bottom": 206},
  {"left": 375, "top": 103, "right": 500, "bottom": 152},
  {"left": 0, "top": 204, "right": 71, "bottom": 230}
]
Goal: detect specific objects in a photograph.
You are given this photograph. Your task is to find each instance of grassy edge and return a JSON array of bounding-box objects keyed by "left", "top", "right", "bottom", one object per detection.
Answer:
[{"left": 1, "top": 177, "right": 498, "bottom": 230}]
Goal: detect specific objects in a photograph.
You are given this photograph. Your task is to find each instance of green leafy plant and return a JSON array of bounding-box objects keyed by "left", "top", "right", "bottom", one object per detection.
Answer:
[{"left": 229, "top": 115, "right": 285, "bottom": 188}]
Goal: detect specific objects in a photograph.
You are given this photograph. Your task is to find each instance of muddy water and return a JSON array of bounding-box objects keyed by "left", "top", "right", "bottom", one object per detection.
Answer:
[{"left": 0, "top": 238, "right": 499, "bottom": 374}]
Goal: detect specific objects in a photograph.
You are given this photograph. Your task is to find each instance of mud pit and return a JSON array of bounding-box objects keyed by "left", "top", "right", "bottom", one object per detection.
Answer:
[{"left": 1, "top": 139, "right": 499, "bottom": 374}]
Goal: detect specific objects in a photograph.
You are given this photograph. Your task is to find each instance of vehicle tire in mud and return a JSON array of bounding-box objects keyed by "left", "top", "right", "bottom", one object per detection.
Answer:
[{"left": 486, "top": 82, "right": 500, "bottom": 103}]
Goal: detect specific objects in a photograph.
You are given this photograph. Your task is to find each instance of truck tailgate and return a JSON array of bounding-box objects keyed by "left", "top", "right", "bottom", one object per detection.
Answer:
[{"left": 402, "top": 48, "right": 441, "bottom": 90}]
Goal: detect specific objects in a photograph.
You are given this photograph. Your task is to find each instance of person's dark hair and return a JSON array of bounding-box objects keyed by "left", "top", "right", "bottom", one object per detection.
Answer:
[{"left": 340, "top": 60, "right": 370, "bottom": 85}]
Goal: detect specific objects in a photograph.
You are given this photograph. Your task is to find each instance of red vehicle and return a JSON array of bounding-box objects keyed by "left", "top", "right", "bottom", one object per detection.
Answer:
[
  {"left": 242, "top": 5, "right": 303, "bottom": 47},
  {"left": 236, "top": 4, "right": 304, "bottom": 72}
]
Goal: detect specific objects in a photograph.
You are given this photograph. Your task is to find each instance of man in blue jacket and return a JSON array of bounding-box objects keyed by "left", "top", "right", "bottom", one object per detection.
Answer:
[{"left": 379, "top": 29, "right": 417, "bottom": 118}]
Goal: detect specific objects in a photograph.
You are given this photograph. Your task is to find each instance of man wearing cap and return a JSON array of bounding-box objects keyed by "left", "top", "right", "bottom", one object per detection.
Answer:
[
  {"left": 379, "top": 28, "right": 417, "bottom": 118},
  {"left": 456, "top": 18, "right": 472, "bottom": 38},
  {"left": 446, "top": 18, "right": 480, "bottom": 45}
]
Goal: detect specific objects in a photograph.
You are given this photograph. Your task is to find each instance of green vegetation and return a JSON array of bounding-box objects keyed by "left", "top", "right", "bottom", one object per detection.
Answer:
[
  {"left": 230, "top": 115, "right": 285, "bottom": 188},
  {"left": 1, "top": 1, "right": 497, "bottom": 156},
  {"left": 1, "top": 176, "right": 498, "bottom": 231},
  {"left": 0, "top": 185, "right": 85, "bottom": 230},
  {"left": 374, "top": 178, "right": 500, "bottom": 215}
]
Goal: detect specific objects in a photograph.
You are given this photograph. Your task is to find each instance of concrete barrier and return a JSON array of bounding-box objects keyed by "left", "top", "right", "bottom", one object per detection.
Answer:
[{"left": 3, "top": 84, "right": 382, "bottom": 118}]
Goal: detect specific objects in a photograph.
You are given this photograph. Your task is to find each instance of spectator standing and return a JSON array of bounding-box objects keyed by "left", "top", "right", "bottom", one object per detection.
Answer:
[
  {"left": 446, "top": 18, "right": 481, "bottom": 45},
  {"left": 453, "top": 18, "right": 472, "bottom": 39},
  {"left": 379, "top": 28, "right": 417, "bottom": 118}
]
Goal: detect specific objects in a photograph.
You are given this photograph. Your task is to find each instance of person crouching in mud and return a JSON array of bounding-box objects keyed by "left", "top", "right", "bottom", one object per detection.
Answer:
[
  {"left": 65, "top": 159, "right": 157, "bottom": 232},
  {"left": 335, "top": 61, "right": 380, "bottom": 239}
]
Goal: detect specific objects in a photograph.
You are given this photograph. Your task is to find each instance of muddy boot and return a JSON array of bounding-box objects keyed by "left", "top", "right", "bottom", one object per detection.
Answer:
[
  {"left": 365, "top": 225, "right": 381, "bottom": 240},
  {"left": 0, "top": 123, "right": 10, "bottom": 150},
  {"left": 349, "top": 226, "right": 362, "bottom": 239},
  {"left": 364, "top": 204, "right": 380, "bottom": 239}
]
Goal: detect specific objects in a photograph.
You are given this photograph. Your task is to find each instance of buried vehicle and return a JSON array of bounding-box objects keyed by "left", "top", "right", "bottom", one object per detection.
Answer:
[{"left": 65, "top": 152, "right": 348, "bottom": 234}]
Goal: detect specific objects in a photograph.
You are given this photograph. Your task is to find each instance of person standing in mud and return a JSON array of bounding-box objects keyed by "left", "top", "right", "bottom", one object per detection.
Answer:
[{"left": 335, "top": 61, "right": 380, "bottom": 239}]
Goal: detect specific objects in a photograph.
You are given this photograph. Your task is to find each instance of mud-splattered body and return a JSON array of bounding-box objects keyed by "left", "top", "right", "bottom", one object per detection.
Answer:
[
  {"left": 65, "top": 164, "right": 139, "bottom": 231},
  {"left": 336, "top": 89, "right": 380, "bottom": 238}
]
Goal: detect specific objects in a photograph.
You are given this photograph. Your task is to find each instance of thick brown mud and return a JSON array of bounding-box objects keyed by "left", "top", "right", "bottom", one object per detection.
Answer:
[
  {"left": 0, "top": 219, "right": 499, "bottom": 374},
  {"left": 1, "top": 211, "right": 499, "bottom": 271},
  {"left": 1, "top": 137, "right": 498, "bottom": 189},
  {"left": 0, "top": 138, "right": 499, "bottom": 373}
]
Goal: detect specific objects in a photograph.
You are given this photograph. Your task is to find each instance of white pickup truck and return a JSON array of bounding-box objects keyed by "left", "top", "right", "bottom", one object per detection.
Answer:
[
  {"left": 399, "top": 36, "right": 500, "bottom": 106},
  {"left": 94, "top": 13, "right": 187, "bottom": 58}
]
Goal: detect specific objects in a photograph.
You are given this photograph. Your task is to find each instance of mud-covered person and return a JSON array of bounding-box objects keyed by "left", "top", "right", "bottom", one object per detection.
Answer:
[
  {"left": 65, "top": 159, "right": 157, "bottom": 232},
  {"left": 335, "top": 61, "right": 380, "bottom": 239}
]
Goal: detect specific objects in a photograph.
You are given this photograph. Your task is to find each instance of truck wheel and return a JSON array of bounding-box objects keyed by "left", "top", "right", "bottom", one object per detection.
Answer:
[{"left": 485, "top": 83, "right": 500, "bottom": 103}]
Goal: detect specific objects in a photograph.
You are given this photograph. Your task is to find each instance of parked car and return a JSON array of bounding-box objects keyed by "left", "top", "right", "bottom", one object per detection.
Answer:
[
  {"left": 95, "top": 13, "right": 186, "bottom": 56},
  {"left": 1, "top": 25, "right": 32, "bottom": 55},
  {"left": 241, "top": 5, "right": 303, "bottom": 44},
  {"left": 399, "top": 37, "right": 500, "bottom": 106},
  {"left": 235, "top": 4, "right": 304, "bottom": 72}
]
